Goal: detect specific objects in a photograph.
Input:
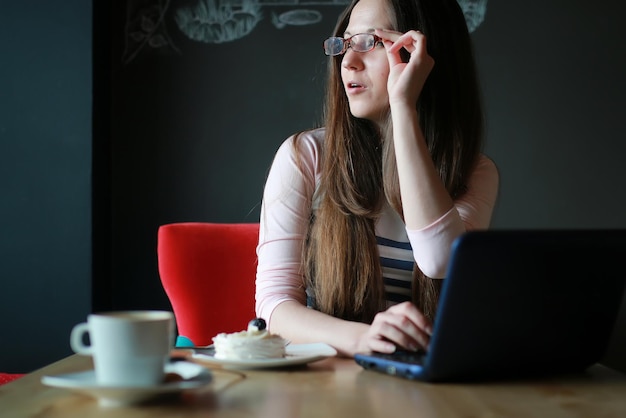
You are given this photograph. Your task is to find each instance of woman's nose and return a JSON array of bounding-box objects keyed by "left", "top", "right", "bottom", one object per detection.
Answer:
[{"left": 342, "top": 49, "right": 364, "bottom": 71}]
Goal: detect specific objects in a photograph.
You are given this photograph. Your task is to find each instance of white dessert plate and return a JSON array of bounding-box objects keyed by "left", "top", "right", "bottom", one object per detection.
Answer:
[
  {"left": 191, "top": 342, "right": 337, "bottom": 369},
  {"left": 41, "top": 361, "right": 212, "bottom": 408}
]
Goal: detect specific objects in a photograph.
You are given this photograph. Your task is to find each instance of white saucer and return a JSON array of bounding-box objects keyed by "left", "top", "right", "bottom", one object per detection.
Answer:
[
  {"left": 191, "top": 342, "right": 337, "bottom": 369},
  {"left": 41, "top": 361, "right": 212, "bottom": 407}
]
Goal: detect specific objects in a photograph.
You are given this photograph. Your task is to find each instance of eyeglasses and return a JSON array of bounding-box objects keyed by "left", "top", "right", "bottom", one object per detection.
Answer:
[{"left": 323, "top": 33, "right": 383, "bottom": 56}]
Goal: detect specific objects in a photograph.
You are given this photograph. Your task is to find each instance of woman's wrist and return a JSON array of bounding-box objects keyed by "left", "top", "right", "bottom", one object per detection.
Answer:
[{"left": 270, "top": 301, "right": 370, "bottom": 357}]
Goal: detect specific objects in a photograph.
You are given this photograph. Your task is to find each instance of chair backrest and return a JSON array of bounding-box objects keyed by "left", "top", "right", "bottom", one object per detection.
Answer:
[
  {"left": 157, "top": 222, "right": 259, "bottom": 346},
  {"left": 0, "top": 373, "right": 24, "bottom": 385}
]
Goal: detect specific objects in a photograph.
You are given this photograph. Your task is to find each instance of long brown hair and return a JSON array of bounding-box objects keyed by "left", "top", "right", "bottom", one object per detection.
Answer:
[{"left": 300, "top": 0, "right": 484, "bottom": 323}]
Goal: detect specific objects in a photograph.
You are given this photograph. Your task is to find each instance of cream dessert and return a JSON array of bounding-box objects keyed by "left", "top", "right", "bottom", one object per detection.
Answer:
[{"left": 212, "top": 318, "right": 286, "bottom": 360}]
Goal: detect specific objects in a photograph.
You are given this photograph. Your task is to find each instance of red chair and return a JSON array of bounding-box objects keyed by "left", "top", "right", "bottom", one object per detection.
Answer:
[
  {"left": 157, "top": 222, "right": 259, "bottom": 347},
  {"left": 0, "top": 373, "right": 24, "bottom": 385}
]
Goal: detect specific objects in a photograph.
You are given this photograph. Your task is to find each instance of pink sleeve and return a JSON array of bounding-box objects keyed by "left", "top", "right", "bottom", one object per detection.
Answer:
[
  {"left": 406, "top": 155, "right": 499, "bottom": 278},
  {"left": 255, "top": 133, "right": 321, "bottom": 327}
]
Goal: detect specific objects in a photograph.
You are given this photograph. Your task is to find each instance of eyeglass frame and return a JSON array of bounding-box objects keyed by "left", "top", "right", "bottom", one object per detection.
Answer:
[{"left": 323, "top": 33, "right": 384, "bottom": 57}]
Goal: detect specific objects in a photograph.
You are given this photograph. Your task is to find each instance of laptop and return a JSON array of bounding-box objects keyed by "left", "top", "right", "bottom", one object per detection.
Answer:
[{"left": 354, "top": 229, "right": 626, "bottom": 382}]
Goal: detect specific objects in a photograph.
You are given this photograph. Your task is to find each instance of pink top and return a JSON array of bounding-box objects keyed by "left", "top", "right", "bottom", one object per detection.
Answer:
[{"left": 255, "top": 128, "right": 499, "bottom": 323}]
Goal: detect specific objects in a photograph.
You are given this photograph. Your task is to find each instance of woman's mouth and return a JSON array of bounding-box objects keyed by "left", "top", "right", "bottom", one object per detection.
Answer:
[{"left": 346, "top": 81, "right": 366, "bottom": 93}]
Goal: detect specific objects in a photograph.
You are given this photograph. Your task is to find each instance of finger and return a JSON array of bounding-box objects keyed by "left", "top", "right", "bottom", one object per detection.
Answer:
[
  {"left": 388, "top": 33, "right": 415, "bottom": 55},
  {"left": 389, "top": 316, "right": 430, "bottom": 350},
  {"left": 374, "top": 28, "right": 402, "bottom": 43},
  {"left": 388, "top": 31, "right": 425, "bottom": 56},
  {"left": 376, "top": 29, "right": 407, "bottom": 66},
  {"left": 388, "top": 302, "right": 433, "bottom": 335},
  {"left": 375, "top": 323, "right": 429, "bottom": 352},
  {"left": 383, "top": 38, "right": 404, "bottom": 67},
  {"left": 368, "top": 339, "right": 397, "bottom": 354},
  {"left": 372, "top": 310, "right": 429, "bottom": 351}
]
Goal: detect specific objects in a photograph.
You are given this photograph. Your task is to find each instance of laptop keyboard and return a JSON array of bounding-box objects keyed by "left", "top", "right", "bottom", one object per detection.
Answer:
[{"left": 374, "top": 349, "right": 426, "bottom": 365}]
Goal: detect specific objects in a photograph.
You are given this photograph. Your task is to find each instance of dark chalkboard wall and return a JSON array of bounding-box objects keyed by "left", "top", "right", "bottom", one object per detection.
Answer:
[
  {"left": 106, "top": 3, "right": 341, "bottom": 311},
  {"left": 470, "top": 1, "right": 626, "bottom": 372}
]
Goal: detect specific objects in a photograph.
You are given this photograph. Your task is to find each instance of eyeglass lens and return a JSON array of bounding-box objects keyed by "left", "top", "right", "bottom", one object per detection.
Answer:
[{"left": 323, "top": 33, "right": 379, "bottom": 56}]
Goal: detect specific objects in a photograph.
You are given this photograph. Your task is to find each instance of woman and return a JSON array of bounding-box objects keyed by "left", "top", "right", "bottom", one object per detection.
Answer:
[{"left": 255, "top": 0, "right": 499, "bottom": 357}]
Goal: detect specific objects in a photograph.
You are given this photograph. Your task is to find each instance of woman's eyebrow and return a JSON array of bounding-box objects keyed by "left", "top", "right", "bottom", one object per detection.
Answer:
[{"left": 343, "top": 28, "right": 377, "bottom": 37}]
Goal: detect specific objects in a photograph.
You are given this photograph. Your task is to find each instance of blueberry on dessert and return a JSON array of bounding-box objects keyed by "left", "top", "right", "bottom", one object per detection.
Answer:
[{"left": 248, "top": 318, "right": 267, "bottom": 332}]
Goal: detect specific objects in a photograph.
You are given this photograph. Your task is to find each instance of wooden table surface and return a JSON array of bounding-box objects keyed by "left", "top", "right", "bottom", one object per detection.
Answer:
[{"left": 1, "top": 353, "right": 626, "bottom": 417}]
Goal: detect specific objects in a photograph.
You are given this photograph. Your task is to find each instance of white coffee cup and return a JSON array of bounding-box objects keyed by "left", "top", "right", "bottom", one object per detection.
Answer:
[{"left": 70, "top": 310, "right": 175, "bottom": 387}]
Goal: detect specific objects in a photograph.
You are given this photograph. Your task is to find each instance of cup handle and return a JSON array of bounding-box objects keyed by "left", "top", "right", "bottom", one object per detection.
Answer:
[{"left": 70, "top": 322, "right": 92, "bottom": 355}]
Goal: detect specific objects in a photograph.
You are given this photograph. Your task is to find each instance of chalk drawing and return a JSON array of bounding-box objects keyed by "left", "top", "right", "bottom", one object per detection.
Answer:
[
  {"left": 124, "top": 0, "right": 488, "bottom": 62},
  {"left": 123, "top": 0, "right": 181, "bottom": 65},
  {"left": 272, "top": 9, "right": 323, "bottom": 29},
  {"left": 457, "top": 0, "right": 488, "bottom": 33},
  {"left": 174, "top": 0, "right": 263, "bottom": 44}
]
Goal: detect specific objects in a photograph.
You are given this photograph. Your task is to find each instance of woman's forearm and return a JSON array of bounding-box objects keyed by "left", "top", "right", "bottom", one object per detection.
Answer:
[
  {"left": 391, "top": 104, "right": 454, "bottom": 230},
  {"left": 268, "top": 300, "right": 369, "bottom": 357}
]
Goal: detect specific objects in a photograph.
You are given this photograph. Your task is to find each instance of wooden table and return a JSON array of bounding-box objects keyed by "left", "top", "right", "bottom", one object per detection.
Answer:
[{"left": 1, "top": 354, "right": 626, "bottom": 417}]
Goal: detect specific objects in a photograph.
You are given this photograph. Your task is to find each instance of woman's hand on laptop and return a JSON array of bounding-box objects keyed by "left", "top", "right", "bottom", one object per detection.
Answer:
[{"left": 358, "top": 302, "right": 433, "bottom": 354}]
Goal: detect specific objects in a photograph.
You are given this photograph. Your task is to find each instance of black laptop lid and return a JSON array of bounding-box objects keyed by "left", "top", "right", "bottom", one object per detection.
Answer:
[{"left": 423, "top": 229, "right": 626, "bottom": 382}]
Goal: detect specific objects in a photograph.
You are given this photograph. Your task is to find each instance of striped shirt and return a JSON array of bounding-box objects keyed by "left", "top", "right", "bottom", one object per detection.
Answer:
[
  {"left": 376, "top": 201, "right": 416, "bottom": 306},
  {"left": 304, "top": 203, "right": 416, "bottom": 310},
  {"left": 378, "top": 236, "right": 414, "bottom": 305}
]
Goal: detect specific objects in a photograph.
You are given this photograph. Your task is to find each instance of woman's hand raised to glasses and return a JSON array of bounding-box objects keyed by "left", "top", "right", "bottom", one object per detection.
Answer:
[
  {"left": 376, "top": 29, "right": 435, "bottom": 108},
  {"left": 358, "top": 301, "right": 433, "bottom": 354}
]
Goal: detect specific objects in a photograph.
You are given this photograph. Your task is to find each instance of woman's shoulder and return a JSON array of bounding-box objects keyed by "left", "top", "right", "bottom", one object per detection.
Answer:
[
  {"left": 276, "top": 127, "right": 325, "bottom": 161},
  {"left": 271, "top": 128, "right": 325, "bottom": 175},
  {"left": 288, "top": 127, "right": 325, "bottom": 149},
  {"left": 475, "top": 154, "right": 498, "bottom": 175},
  {"left": 468, "top": 153, "right": 499, "bottom": 190}
]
